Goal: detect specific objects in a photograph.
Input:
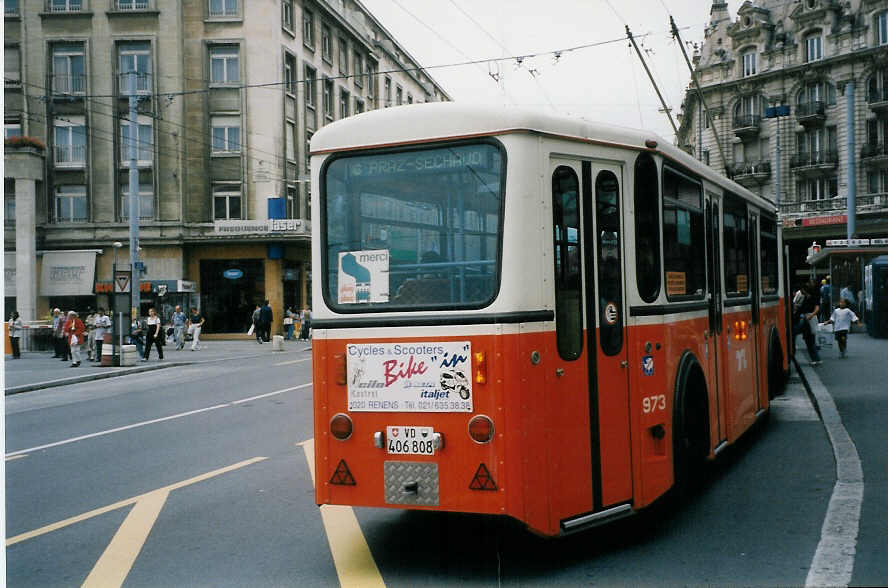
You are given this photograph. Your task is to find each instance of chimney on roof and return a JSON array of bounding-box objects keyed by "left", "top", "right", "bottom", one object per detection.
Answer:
[{"left": 710, "top": 1, "right": 731, "bottom": 27}]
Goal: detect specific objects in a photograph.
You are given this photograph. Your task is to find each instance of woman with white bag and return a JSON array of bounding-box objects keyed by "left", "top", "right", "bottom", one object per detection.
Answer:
[{"left": 64, "top": 311, "right": 86, "bottom": 367}]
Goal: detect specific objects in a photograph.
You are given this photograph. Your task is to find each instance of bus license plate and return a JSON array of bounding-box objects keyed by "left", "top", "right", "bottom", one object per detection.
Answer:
[{"left": 386, "top": 426, "right": 436, "bottom": 455}]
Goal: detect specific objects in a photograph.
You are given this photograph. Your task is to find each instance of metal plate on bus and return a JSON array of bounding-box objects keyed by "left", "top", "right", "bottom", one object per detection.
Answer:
[
  {"left": 384, "top": 461, "right": 439, "bottom": 506},
  {"left": 386, "top": 426, "right": 436, "bottom": 455}
]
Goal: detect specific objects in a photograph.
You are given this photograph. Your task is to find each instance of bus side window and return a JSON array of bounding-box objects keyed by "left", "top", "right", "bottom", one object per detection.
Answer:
[
  {"left": 723, "top": 194, "right": 749, "bottom": 297},
  {"left": 552, "top": 166, "right": 583, "bottom": 360},
  {"left": 662, "top": 166, "right": 705, "bottom": 300},
  {"left": 634, "top": 153, "right": 660, "bottom": 303},
  {"left": 760, "top": 215, "right": 779, "bottom": 295}
]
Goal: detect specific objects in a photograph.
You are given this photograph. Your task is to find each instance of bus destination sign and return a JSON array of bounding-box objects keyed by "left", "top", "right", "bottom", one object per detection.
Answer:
[
  {"left": 347, "top": 146, "right": 488, "bottom": 178},
  {"left": 346, "top": 341, "right": 473, "bottom": 412}
]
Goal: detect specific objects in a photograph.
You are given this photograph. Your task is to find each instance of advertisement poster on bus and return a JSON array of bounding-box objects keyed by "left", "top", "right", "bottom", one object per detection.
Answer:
[
  {"left": 337, "top": 249, "right": 389, "bottom": 304},
  {"left": 346, "top": 341, "right": 473, "bottom": 412}
]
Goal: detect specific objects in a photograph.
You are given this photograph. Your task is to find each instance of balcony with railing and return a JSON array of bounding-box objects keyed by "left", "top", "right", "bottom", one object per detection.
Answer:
[
  {"left": 46, "top": 0, "right": 85, "bottom": 12},
  {"left": 789, "top": 150, "right": 837, "bottom": 174},
  {"left": 861, "top": 142, "right": 888, "bottom": 165},
  {"left": 5, "top": 0, "right": 19, "bottom": 16},
  {"left": 779, "top": 193, "right": 888, "bottom": 219},
  {"left": 115, "top": 0, "right": 148, "bottom": 9},
  {"left": 54, "top": 144, "right": 87, "bottom": 167},
  {"left": 867, "top": 87, "right": 888, "bottom": 113},
  {"left": 732, "top": 114, "right": 761, "bottom": 137},
  {"left": 51, "top": 74, "right": 86, "bottom": 95},
  {"left": 118, "top": 72, "right": 152, "bottom": 95},
  {"left": 729, "top": 160, "right": 771, "bottom": 187},
  {"left": 796, "top": 101, "right": 826, "bottom": 125}
]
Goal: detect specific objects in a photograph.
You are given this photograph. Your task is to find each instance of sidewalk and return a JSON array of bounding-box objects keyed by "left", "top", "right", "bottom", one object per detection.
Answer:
[{"left": 3, "top": 338, "right": 312, "bottom": 395}]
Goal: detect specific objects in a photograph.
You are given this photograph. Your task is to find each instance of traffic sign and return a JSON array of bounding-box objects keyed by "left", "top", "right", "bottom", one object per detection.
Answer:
[{"left": 114, "top": 271, "right": 131, "bottom": 293}]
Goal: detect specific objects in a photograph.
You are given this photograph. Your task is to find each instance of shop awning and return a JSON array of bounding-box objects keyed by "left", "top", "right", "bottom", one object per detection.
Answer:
[{"left": 40, "top": 251, "right": 97, "bottom": 296}]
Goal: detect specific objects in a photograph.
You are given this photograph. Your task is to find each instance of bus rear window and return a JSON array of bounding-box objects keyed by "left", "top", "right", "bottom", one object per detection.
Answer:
[{"left": 322, "top": 142, "right": 504, "bottom": 311}]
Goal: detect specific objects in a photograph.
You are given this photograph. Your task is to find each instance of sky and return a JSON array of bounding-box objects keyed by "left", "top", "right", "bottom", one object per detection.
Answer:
[{"left": 360, "top": 0, "right": 740, "bottom": 143}]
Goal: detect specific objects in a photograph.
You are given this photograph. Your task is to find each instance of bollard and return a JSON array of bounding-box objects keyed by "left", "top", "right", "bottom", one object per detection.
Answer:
[
  {"left": 272, "top": 335, "right": 284, "bottom": 351},
  {"left": 120, "top": 344, "right": 138, "bottom": 366},
  {"left": 101, "top": 332, "right": 114, "bottom": 366}
]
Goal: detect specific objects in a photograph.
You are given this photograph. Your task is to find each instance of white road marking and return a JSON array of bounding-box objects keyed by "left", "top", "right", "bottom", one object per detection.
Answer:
[
  {"left": 274, "top": 358, "right": 312, "bottom": 366},
  {"left": 799, "top": 363, "right": 863, "bottom": 587},
  {"left": 4, "top": 383, "right": 312, "bottom": 458}
]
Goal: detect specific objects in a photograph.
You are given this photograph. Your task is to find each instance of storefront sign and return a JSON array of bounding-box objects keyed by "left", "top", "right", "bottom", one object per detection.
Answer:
[
  {"left": 223, "top": 269, "right": 244, "bottom": 279},
  {"left": 802, "top": 214, "right": 847, "bottom": 227},
  {"left": 214, "top": 219, "right": 306, "bottom": 235},
  {"left": 4, "top": 252, "right": 15, "bottom": 293},
  {"left": 346, "top": 341, "right": 473, "bottom": 412},
  {"left": 40, "top": 251, "right": 97, "bottom": 296},
  {"left": 826, "top": 238, "right": 888, "bottom": 246}
]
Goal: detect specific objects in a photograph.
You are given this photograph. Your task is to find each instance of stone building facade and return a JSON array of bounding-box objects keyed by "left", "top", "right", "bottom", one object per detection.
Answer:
[
  {"left": 4, "top": 0, "right": 449, "bottom": 332},
  {"left": 676, "top": 0, "right": 888, "bottom": 282}
]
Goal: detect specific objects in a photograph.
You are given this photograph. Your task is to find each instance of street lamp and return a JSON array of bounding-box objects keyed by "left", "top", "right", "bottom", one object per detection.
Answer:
[{"left": 113, "top": 241, "right": 123, "bottom": 366}]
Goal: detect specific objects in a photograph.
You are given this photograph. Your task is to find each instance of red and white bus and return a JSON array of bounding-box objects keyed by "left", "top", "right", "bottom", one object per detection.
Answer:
[{"left": 311, "top": 103, "right": 788, "bottom": 536}]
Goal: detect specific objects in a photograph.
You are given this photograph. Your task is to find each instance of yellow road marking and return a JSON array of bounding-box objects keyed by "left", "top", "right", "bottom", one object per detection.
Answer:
[
  {"left": 300, "top": 439, "right": 385, "bottom": 588},
  {"left": 82, "top": 489, "right": 169, "bottom": 588},
  {"left": 6, "top": 456, "right": 267, "bottom": 546},
  {"left": 5, "top": 454, "right": 27, "bottom": 461},
  {"left": 274, "top": 358, "right": 312, "bottom": 366}
]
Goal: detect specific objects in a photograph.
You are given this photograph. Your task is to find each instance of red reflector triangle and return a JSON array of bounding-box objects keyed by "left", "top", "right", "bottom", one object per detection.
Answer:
[
  {"left": 469, "top": 463, "right": 497, "bottom": 491},
  {"left": 329, "top": 459, "right": 356, "bottom": 486}
]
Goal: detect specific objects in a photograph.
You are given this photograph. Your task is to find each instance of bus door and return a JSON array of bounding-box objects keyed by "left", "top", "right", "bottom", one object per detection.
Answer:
[
  {"left": 748, "top": 213, "right": 762, "bottom": 412},
  {"left": 705, "top": 195, "right": 725, "bottom": 442},
  {"left": 583, "top": 162, "right": 632, "bottom": 509}
]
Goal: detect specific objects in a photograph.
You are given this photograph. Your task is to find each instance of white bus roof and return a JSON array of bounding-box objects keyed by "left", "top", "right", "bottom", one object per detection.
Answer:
[{"left": 311, "top": 102, "right": 774, "bottom": 211}]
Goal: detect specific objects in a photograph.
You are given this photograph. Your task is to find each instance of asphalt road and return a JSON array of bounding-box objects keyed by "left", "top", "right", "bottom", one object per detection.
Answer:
[{"left": 3, "top": 343, "right": 875, "bottom": 587}]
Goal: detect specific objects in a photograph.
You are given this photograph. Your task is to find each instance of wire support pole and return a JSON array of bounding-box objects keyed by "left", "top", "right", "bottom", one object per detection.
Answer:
[
  {"left": 128, "top": 72, "right": 142, "bottom": 320},
  {"left": 670, "top": 16, "right": 728, "bottom": 171},
  {"left": 626, "top": 26, "right": 678, "bottom": 137}
]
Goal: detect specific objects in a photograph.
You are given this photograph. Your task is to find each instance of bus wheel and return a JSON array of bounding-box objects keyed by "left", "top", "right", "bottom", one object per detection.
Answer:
[
  {"left": 673, "top": 363, "right": 709, "bottom": 495},
  {"left": 767, "top": 335, "right": 785, "bottom": 400}
]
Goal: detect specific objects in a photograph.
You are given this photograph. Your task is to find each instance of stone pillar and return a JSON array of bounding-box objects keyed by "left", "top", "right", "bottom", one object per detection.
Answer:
[{"left": 5, "top": 146, "right": 45, "bottom": 322}]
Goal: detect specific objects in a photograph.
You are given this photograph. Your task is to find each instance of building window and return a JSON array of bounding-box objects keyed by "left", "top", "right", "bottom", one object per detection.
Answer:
[
  {"left": 396, "top": 86, "right": 403, "bottom": 106},
  {"left": 213, "top": 185, "right": 242, "bottom": 219},
  {"left": 117, "top": 0, "right": 149, "bottom": 9},
  {"left": 878, "top": 12, "right": 888, "bottom": 46},
  {"left": 304, "top": 65, "right": 316, "bottom": 106},
  {"left": 805, "top": 33, "right": 822, "bottom": 62},
  {"left": 209, "top": 46, "right": 239, "bottom": 83},
  {"left": 339, "top": 89, "right": 349, "bottom": 119},
  {"left": 55, "top": 185, "right": 88, "bottom": 222},
  {"left": 120, "top": 182, "right": 154, "bottom": 220},
  {"left": 797, "top": 177, "right": 838, "bottom": 201},
  {"left": 4, "top": 180, "right": 14, "bottom": 224},
  {"left": 284, "top": 53, "right": 296, "bottom": 95},
  {"left": 286, "top": 120, "right": 296, "bottom": 162},
  {"left": 211, "top": 116, "right": 241, "bottom": 153},
  {"left": 742, "top": 49, "right": 756, "bottom": 77},
  {"left": 703, "top": 150, "right": 710, "bottom": 166},
  {"left": 321, "top": 24, "right": 332, "bottom": 62},
  {"left": 355, "top": 98, "right": 364, "bottom": 114},
  {"left": 353, "top": 53, "right": 363, "bottom": 87},
  {"left": 366, "top": 62, "right": 376, "bottom": 99},
  {"left": 5, "top": 121, "right": 22, "bottom": 138},
  {"left": 866, "top": 170, "right": 888, "bottom": 194},
  {"left": 384, "top": 76, "right": 392, "bottom": 106},
  {"left": 282, "top": 0, "right": 293, "bottom": 30},
  {"left": 5, "top": 46, "right": 21, "bottom": 85},
  {"left": 118, "top": 42, "right": 152, "bottom": 95},
  {"left": 120, "top": 117, "right": 153, "bottom": 165},
  {"left": 5, "top": 0, "right": 19, "bottom": 16},
  {"left": 287, "top": 184, "right": 299, "bottom": 219},
  {"left": 303, "top": 10, "right": 314, "bottom": 49},
  {"left": 53, "top": 117, "right": 86, "bottom": 167},
  {"left": 407, "top": 94, "right": 413, "bottom": 104},
  {"left": 52, "top": 44, "right": 85, "bottom": 94},
  {"left": 323, "top": 78, "right": 333, "bottom": 120},
  {"left": 304, "top": 129, "right": 313, "bottom": 173},
  {"left": 208, "top": 0, "right": 237, "bottom": 17},
  {"left": 338, "top": 39, "right": 348, "bottom": 74},
  {"left": 868, "top": 69, "right": 888, "bottom": 104},
  {"left": 49, "top": 0, "right": 83, "bottom": 10},
  {"left": 798, "top": 81, "right": 836, "bottom": 107}
]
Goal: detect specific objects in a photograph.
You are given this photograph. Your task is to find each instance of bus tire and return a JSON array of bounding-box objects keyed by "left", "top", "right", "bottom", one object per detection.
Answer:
[
  {"left": 767, "top": 330, "right": 785, "bottom": 400},
  {"left": 673, "top": 355, "right": 710, "bottom": 496}
]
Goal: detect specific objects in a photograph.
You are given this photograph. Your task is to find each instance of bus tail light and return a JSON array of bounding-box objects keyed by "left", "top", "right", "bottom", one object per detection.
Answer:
[
  {"left": 733, "top": 320, "right": 748, "bottom": 340},
  {"left": 333, "top": 353, "right": 347, "bottom": 385},
  {"left": 474, "top": 351, "right": 487, "bottom": 385},
  {"left": 330, "top": 413, "right": 353, "bottom": 440},
  {"left": 468, "top": 415, "right": 495, "bottom": 444}
]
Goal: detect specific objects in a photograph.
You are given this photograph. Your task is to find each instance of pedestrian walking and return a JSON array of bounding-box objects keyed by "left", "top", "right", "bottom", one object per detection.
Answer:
[
  {"left": 85, "top": 309, "right": 96, "bottom": 361},
  {"left": 299, "top": 307, "right": 311, "bottom": 340},
  {"left": 171, "top": 305, "right": 187, "bottom": 350},
  {"left": 60, "top": 310, "right": 73, "bottom": 361},
  {"left": 795, "top": 281, "right": 822, "bottom": 365},
  {"left": 8, "top": 311, "right": 24, "bottom": 359},
  {"left": 142, "top": 307, "right": 164, "bottom": 361},
  {"left": 284, "top": 307, "right": 295, "bottom": 340},
  {"left": 129, "top": 317, "right": 145, "bottom": 357},
  {"left": 824, "top": 298, "right": 860, "bottom": 358},
  {"left": 64, "top": 311, "right": 85, "bottom": 367},
  {"left": 251, "top": 304, "right": 263, "bottom": 343},
  {"left": 187, "top": 307, "right": 205, "bottom": 351},
  {"left": 51, "top": 308, "right": 66, "bottom": 359},
  {"left": 93, "top": 308, "right": 111, "bottom": 363},
  {"left": 819, "top": 278, "right": 831, "bottom": 321},
  {"left": 260, "top": 299, "right": 273, "bottom": 343}
]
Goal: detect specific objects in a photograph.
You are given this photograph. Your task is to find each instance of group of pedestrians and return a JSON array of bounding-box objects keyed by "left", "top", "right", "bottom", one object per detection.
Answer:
[
  {"left": 129, "top": 305, "right": 205, "bottom": 359},
  {"left": 251, "top": 303, "right": 311, "bottom": 343},
  {"left": 793, "top": 279, "right": 861, "bottom": 365}
]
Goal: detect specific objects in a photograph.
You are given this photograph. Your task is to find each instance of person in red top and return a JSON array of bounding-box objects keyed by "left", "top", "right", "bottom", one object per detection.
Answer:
[{"left": 64, "top": 311, "right": 86, "bottom": 367}]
